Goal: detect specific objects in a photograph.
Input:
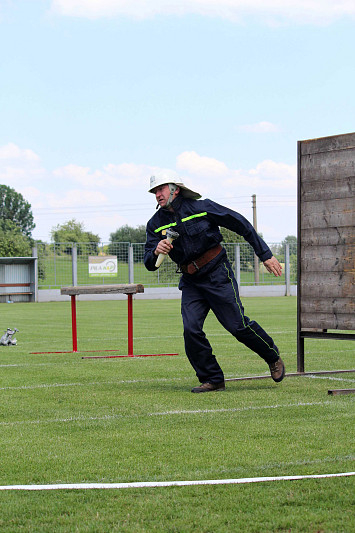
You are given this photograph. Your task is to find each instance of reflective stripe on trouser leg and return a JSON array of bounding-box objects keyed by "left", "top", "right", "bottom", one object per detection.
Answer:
[
  {"left": 181, "top": 284, "right": 224, "bottom": 384},
  {"left": 203, "top": 261, "right": 279, "bottom": 364}
]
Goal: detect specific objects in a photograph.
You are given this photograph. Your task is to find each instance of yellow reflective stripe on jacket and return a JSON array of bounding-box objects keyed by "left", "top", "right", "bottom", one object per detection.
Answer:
[
  {"left": 181, "top": 212, "right": 207, "bottom": 223},
  {"left": 154, "top": 222, "right": 177, "bottom": 233},
  {"left": 154, "top": 212, "right": 207, "bottom": 233}
]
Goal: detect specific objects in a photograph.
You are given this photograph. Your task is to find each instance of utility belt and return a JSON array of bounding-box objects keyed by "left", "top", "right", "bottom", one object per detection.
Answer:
[{"left": 179, "top": 244, "right": 223, "bottom": 275}]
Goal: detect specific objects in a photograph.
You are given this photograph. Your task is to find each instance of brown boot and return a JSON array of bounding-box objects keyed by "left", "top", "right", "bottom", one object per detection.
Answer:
[
  {"left": 269, "top": 357, "right": 285, "bottom": 382},
  {"left": 191, "top": 381, "right": 225, "bottom": 393}
]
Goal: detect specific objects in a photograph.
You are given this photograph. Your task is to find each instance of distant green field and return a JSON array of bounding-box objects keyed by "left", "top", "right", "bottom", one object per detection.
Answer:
[{"left": 0, "top": 297, "right": 354, "bottom": 532}]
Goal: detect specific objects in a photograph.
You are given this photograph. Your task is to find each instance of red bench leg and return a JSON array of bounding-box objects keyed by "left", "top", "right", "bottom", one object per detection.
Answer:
[
  {"left": 71, "top": 295, "right": 78, "bottom": 352},
  {"left": 127, "top": 293, "right": 133, "bottom": 356}
]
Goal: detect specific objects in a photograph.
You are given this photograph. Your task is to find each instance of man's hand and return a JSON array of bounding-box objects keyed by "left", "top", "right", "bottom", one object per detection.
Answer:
[
  {"left": 263, "top": 256, "right": 282, "bottom": 277},
  {"left": 154, "top": 239, "right": 173, "bottom": 256}
]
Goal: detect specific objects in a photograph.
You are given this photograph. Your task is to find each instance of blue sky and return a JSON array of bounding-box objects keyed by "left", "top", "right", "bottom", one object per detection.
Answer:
[{"left": 1, "top": 0, "right": 354, "bottom": 243}]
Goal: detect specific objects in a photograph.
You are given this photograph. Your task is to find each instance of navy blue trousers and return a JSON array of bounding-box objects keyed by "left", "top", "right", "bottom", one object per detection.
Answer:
[{"left": 180, "top": 259, "right": 279, "bottom": 384}]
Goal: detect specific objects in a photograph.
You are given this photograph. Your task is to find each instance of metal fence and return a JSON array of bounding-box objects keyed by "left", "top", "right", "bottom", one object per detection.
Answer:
[{"left": 35, "top": 241, "right": 297, "bottom": 290}]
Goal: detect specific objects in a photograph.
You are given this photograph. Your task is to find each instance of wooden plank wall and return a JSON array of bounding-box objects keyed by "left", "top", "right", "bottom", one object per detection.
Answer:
[{"left": 298, "top": 132, "right": 355, "bottom": 330}]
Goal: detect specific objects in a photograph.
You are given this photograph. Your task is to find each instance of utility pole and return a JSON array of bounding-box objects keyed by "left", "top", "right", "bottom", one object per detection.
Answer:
[{"left": 252, "top": 194, "right": 259, "bottom": 284}]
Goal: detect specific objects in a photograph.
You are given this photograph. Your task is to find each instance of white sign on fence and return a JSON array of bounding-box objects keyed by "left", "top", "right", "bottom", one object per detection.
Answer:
[{"left": 88, "top": 256, "right": 118, "bottom": 277}]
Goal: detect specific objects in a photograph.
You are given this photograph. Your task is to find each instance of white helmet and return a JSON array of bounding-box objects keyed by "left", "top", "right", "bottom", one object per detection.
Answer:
[{"left": 148, "top": 175, "right": 201, "bottom": 199}]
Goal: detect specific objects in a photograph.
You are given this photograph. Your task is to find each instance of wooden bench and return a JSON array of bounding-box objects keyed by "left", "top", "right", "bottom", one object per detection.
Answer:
[
  {"left": 0, "top": 283, "right": 33, "bottom": 300},
  {"left": 60, "top": 284, "right": 144, "bottom": 354},
  {"left": 60, "top": 284, "right": 144, "bottom": 297},
  {"left": 0, "top": 292, "right": 33, "bottom": 296}
]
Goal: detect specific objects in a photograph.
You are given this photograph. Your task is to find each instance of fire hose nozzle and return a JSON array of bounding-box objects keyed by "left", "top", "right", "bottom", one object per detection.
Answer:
[{"left": 155, "top": 228, "right": 180, "bottom": 268}]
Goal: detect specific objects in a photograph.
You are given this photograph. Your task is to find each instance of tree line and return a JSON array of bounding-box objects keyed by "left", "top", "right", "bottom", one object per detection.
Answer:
[{"left": 1, "top": 184, "right": 297, "bottom": 262}]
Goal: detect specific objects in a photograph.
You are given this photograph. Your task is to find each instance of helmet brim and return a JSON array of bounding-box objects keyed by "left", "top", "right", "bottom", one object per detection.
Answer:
[{"left": 148, "top": 181, "right": 201, "bottom": 199}]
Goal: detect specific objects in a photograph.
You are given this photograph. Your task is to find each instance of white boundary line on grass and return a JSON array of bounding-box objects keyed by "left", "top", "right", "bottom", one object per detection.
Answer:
[
  {"left": 1, "top": 372, "right": 355, "bottom": 392},
  {"left": 0, "top": 400, "right": 343, "bottom": 427},
  {"left": 305, "top": 375, "right": 355, "bottom": 384},
  {"left": 0, "top": 472, "right": 354, "bottom": 491}
]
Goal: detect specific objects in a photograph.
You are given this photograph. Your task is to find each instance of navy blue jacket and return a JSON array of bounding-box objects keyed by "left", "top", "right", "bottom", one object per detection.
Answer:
[{"left": 144, "top": 196, "right": 272, "bottom": 272}]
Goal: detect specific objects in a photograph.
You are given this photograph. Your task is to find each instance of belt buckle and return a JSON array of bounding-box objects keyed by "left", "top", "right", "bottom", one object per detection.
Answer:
[
  {"left": 192, "top": 261, "right": 199, "bottom": 272},
  {"left": 187, "top": 261, "right": 199, "bottom": 275},
  {"left": 180, "top": 261, "right": 199, "bottom": 275}
]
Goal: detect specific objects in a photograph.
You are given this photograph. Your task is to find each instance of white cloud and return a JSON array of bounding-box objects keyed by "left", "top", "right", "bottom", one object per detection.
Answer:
[
  {"left": 53, "top": 164, "right": 105, "bottom": 188},
  {"left": 20, "top": 186, "right": 43, "bottom": 201},
  {"left": 177, "top": 151, "right": 229, "bottom": 177},
  {"left": 0, "top": 143, "right": 44, "bottom": 188},
  {"left": 249, "top": 159, "right": 296, "bottom": 181},
  {"left": 50, "top": 0, "right": 355, "bottom": 24},
  {"left": 53, "top": 162, "right": 174, "bottom": 189},
  {"left": 176, "top": 150, "right": 296, "bottom": 192},
  {"left": 102, "top": 163, "right": 170, "bottom": 188},
  {"left": 222, "top": 159, "right": 296, "bottom": 190},
  {"left": 45, "top": 189, "right": 108, "bottom": 209},
  {"left": 239, "top": 121, "right": 281, "bottom": 133},
  {"left": 0, "top": 142, "right": 40, "bottom": 162}
]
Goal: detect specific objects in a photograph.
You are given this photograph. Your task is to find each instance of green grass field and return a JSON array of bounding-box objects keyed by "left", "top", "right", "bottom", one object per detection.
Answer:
[{"left": 0, "top": 297, "right": 354, "bottom": 532}]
